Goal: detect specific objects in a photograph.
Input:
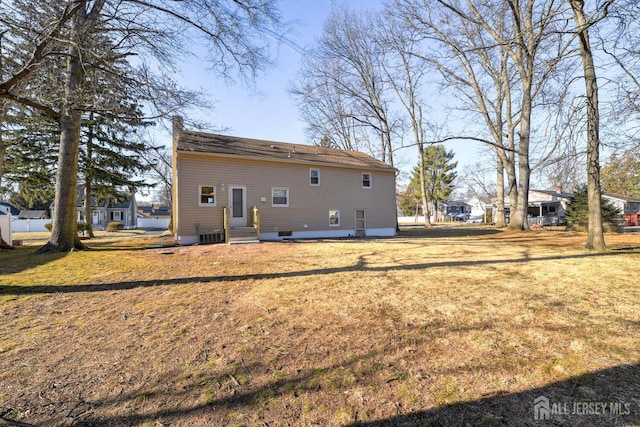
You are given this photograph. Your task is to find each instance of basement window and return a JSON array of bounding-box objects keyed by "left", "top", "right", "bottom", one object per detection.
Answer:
[{"left": 329, "top": 210, "right": 340, "bottom": 227}]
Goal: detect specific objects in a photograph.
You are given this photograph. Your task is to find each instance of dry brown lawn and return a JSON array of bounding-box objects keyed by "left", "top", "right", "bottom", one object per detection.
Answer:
[{"left": 1, "top": 225, "right": 639, "bottom": 426}]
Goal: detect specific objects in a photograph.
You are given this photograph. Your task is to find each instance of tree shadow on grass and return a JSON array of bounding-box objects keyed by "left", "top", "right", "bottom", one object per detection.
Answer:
[
  {"left": 4, "top": 345, "right": 390, "bottom": 426},
  {"left": 0, "top": 235, "right": 173, "bottom": 275},
  {"left": 0, "top": 246, "right": 68, "bottom": 275},
  {"left": 349, "top": 363, "right": 640, "bottom": 426},
  {"left": 7, "top": 352, "right": 638, "bottom": 426},
  {"left": 1, "top": 248, "right": 637, "bottom": 296},
  {"left": 398, "top": 224, "right": 504, "bottom": 239}
]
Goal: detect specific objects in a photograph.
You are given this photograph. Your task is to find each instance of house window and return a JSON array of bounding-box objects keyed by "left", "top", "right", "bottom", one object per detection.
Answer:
[
  {"left": 310, "top": 169, "right": 320, "bottom": 186},
  {"left": 198, "top": 185, "right": 216, "bottom": 206},
  {"left": 272, "top": 187, "right": 289, "bottom": 207},
  {"left": 362, "top": 173, "right": 372, "bottom": 189},
  {"left": 111, "top": 211, "right": 123, "bottom": 221},
  {"left": 329, "top": 210, "right": 340, "bottom": 227}
]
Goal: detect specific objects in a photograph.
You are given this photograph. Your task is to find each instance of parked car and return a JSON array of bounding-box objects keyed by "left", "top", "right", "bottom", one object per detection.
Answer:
[{"left": 466, "top": 215, "right": 483, "bottom": 223}]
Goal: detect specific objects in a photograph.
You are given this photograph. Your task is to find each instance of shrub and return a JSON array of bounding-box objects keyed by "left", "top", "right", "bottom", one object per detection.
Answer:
[
  {"left": 107, "top": 221, "right": 124, "bottom": 232},
  {"left": 44, "top": 222, "right": 90, "bottom": 234}
]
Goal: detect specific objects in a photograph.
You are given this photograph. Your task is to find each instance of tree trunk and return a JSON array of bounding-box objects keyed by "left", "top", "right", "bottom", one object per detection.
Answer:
[
  {"left": 0, "top": 125, "right": 11, "bottom": 249},
  {"left": 507, "top": 75, "right": 532, "bottom": 231},
  {"left": 0, "top": 101, "right": 13, "bottom": 249},
  {"left": 418, "top": 144, "right": 432, "bottom": 228},
  {"left": 505, "top": 157, "right": 519, "bottom": 230},
  {"left": 84, "top": 182, "right": 95, "bottom": 238},
  {"left": 494, "top": 155, "right": 506, "bottom": 227},
  {"left": 83, "top": 113, "right": 95, "bottom": 238},
  {"left": 37, "top": 6, "right": 87, "bottom": 253},
  {"left": 570, "top": 0, "right": 606, "bottom": 251}
]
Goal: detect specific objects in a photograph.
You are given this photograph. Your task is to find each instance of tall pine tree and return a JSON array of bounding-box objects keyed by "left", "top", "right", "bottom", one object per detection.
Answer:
[{"left": 401, "top": 145, "right": 457, "bottom": 222}]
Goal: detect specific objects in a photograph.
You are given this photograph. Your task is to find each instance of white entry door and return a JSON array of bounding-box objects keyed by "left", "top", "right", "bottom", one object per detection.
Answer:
[{"left": 228, "top": 186, "right": 247, "bottom": 227}]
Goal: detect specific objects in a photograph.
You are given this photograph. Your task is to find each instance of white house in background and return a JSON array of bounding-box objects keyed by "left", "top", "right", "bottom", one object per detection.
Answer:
[
  {"left": 500, "top": 187, "right": 572, "bottom": 226},
  {"left": 171, "top": 116, "right": 398, "bottom": 244},
  {"left": 466, "top": 197, "right": 492, "bottom": 222}
]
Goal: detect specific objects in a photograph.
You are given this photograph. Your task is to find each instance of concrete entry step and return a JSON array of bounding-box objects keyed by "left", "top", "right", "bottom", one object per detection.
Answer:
[{"left": 228, "top": 227, "right": 260, "bottom": 244}]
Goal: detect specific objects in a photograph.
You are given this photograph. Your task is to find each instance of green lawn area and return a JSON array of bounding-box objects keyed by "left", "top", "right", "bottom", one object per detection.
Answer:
[{"left": 1, "top": 225, "right": 639, "bottom": 426}]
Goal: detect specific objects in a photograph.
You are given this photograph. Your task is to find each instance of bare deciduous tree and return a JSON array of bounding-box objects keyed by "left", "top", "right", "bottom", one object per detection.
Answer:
[
  {"left": 0, "top": 0, "right": 285, "bottom": 253},
  {"left": 291, "top": 58, "right": 363, "bottom": 151},
  {"left": 396, "top": 0, "right": 578, "bottom": 231},
  {"left": 294, "top": 7, "right": 400, "bottom": 166},
  {"left": 376, "top": 14, "right": 435, "bottom": 226},
  {"left": 568, "top": 0, "right": 613, "bottom": 251}
]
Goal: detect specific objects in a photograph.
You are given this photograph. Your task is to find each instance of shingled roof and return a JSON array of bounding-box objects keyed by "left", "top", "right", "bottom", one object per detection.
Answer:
[{"left": 177, "top": 130, "right": 396, "bottom": 172}]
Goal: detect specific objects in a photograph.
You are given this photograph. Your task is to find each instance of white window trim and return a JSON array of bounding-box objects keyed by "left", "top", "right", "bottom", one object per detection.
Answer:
[
  {"left": 329, "top": 209, "right": 341, "bottom": 227},
  {"left": 362, "top": 172, "right": 372, "bottom": 189},
  {"left": 272, "top": 187, "right": 290, "bottom": 207},
  {"left": 198, "top": 185, "right": 217, "bottom": 207},
  {"left": 309, "top": 168, "right": 320, "bottom": 186}
]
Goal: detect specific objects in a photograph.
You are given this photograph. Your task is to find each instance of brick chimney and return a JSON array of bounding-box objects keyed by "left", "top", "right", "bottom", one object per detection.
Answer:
[{"left": 556, "top": 185, "right": 563, "bottom": 194}]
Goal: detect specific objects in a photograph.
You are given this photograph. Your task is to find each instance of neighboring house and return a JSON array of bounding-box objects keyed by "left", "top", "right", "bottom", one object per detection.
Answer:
[
  {"left": 137, "top": 204, "right": 171, "bottom": 229},
  {"left": 138, "top": 204, "right": 171, "bottom": 219},
  {"left": 437, "top": 200, "right": 471, "bottom": 221},
  {"left": 500, "top": 187, "right": 572, "bottom": 226},
  {"left": 466, "top": 197, "right": 492, "bottom": 222},
  {"left": 171, "top": 116, "right": 397, "bottom": 244},
  {"left": 0, "top": 202, "right": 20, "bottom": 217},
  {"left": 75, "top": 185, "right": 138, "bottom": 230},
  {"left": 602, "top": 193, "right": 640, "bottom": 226},
  {"left": 18, "top": 210, "right": 49, "bottom": 219}
]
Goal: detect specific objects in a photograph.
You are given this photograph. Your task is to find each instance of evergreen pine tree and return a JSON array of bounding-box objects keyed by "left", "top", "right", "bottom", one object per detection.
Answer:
[
  {"left": 565, "top": 185, "right": 622, "bottom": 232},
  {"left": 402, "top": 145, "right": 457, "bottom": 220}
]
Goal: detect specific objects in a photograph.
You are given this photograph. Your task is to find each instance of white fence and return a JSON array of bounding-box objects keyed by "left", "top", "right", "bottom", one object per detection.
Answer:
[
  {"left": 398, "top": 216, "right": 427, "bottom": 225},
  {"left": 12, "top": 218, "right": 51, "bottom": 232},
  {"left": 137, "top": 218, "right": 170, "bottom": 229},
  {"left": 0, "top": 215, "right": 11, "bottom": 243},
  {"left": 10, "top": 217, "right": 168, "bottom": 232}
]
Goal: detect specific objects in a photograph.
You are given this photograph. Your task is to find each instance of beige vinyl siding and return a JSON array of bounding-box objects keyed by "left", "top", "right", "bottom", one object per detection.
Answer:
[{"left": 176, "top": 152, "right": 396, "bottom": 238}]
